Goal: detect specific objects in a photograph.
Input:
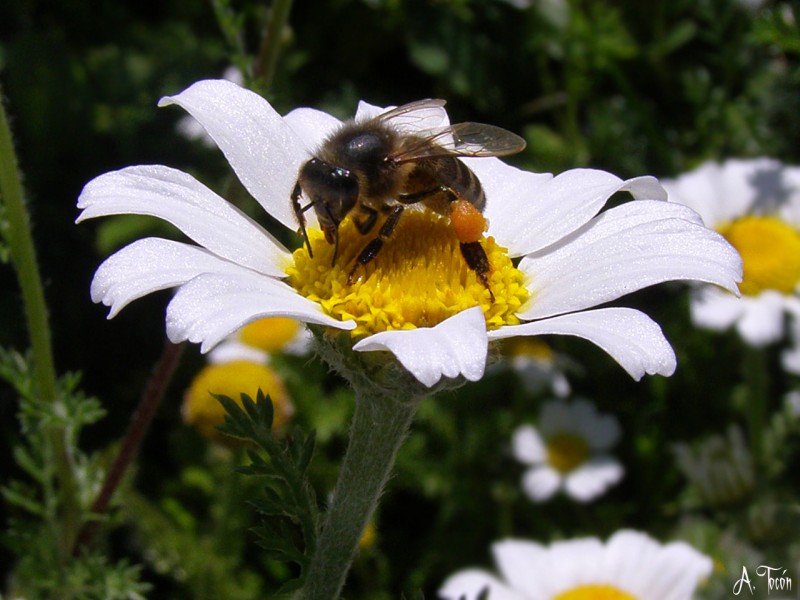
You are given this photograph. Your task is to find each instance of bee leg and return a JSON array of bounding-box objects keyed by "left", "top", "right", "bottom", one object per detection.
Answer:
[
  {"left": 347, "top": 206, "right": 405, "bottom": 284},
  {"left": 352, "top": 206, "right": 379, "bottom": 234},
  {"left": 460, "top": 241, "right": 495, "bottom": 302},
  {"left": 398, "top": 185, "right": 454, "bottom": 204},
  {"left": 291, "top": 182, "right": 314, "bottom": 258}
]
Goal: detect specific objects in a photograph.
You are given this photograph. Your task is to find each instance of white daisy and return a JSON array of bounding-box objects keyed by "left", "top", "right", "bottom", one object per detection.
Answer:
[
  {"left": 512, "top": 399, "right": 623, "bottom": 502},
  {"left": 662, "top": 158, "right": 800, "bottom": 347},
  {"left": 77, "top": 79, "right": 741, "bottom": 389},
  {"left": 439, "top": 530, "right": 712, "bottom": 600},
  {"left": 439, "top": 529, "right": 714, "bottom": 600}
]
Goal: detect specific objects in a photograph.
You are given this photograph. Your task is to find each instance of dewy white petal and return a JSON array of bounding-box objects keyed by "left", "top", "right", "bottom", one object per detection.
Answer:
[
  {"left": 518, "top": 200, "right": 742, "bottom": 320},
  {"left": 511, "top": 425, "right": 547, "bottom": 465},
  {"left": 166, "top": 271, "right": 354, "bottom": 352},
  {"left": 485, "top": 169, "right": 667, "bottom": 258},
  {"left": 158, "top": 79, "right": 311, "bottom": 231},
  {"left": 91, "top": 237, "right": 254, "bottom": 318},
  {"left": 438, "top": 570, "right": 527, "bottom": 600},
  {"left": 77, "top": 165, "right": 288, "bottom": 278},
  {"left": 352, "top": 306, "right": 487, "bottom": 387},
  {"left": 489, "top": 307, "right": 677, "bottom": 380}
]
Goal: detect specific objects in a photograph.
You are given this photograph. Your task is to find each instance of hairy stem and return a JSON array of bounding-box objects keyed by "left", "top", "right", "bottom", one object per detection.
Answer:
[
  {"left": 295, "top": 391, "right": 419, "bottom": 600},
  {"left": 0, "top": 87, "right": 80, "bottom": 557}
]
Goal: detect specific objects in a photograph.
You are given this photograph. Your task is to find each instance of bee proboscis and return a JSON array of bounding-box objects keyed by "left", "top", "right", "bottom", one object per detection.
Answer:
[{"left": 290, "top": 99, "right": 527, "bottom": 297}]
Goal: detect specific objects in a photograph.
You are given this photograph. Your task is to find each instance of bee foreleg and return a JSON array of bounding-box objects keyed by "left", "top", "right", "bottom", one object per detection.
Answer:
[
  {"left": 291, "top": 182, "right": 314, "bottom": 258},
  {"left": 347, "top": 205, "right": 405, "bottom": 284},
  {"left": 460, "top": 241, "right": 494, "bottom": 302}
]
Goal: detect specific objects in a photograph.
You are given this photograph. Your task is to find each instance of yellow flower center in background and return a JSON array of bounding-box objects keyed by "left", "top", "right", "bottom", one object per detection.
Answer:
[
  {"left": 503, "top": 337, "right": 554, "bottom": 363},
  {"left": 287, "top": 211, "right": 529, "bottom": 338},
  {"left": 718, "top": 216, "right": 800, "bottom": 296},
  {"left": 183, "top": 361, "right": 292, "bottom": 442},
  {"left": 554, "top": 585, "right": 636, "bottom": 600},
  {"left": 240, "top": 317, "right": 300, "bottom": 352},
  {"left": 547, "top": 433, "right": 589, "bottom": 473}
]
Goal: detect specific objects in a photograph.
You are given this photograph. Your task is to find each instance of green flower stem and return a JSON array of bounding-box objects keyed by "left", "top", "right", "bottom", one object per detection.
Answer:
[
  {"left": 296, "top": 390, "right": 419, "bottom": 600},
  {"left": 253, "top": 0, "right": 295, "bottom": 90},
  {"left": 0, "top": 89, "right": 80, "bottom": 556},
  {"left": 742, "top": 345, "right": 768, "bottom": 466}
]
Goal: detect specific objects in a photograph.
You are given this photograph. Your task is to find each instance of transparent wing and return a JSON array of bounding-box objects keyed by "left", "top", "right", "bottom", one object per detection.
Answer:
[
  {"left": 376, "top": 99, "right": 449, "bottom": 132},
  {"left": 391, "top": 122, "right": 527, "bottom": 163}
]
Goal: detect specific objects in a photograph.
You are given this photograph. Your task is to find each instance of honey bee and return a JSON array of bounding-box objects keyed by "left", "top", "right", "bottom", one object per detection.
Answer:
[{"left": 290, "top": 99, "right": 526, "bottom": 295}]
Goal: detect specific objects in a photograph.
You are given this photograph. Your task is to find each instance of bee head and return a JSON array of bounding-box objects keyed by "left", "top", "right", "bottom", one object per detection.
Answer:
[{"left": 297, "top": 158, "right": 360, "bottom": 263}]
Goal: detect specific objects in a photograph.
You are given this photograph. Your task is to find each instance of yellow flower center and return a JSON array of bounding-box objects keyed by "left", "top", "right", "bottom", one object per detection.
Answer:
[
  {"left": 718, "top": 216, "right": 800, "bottom": 296},
  {"left": 547, "top": 433, "right": 589, "bottom": 473},
  {"left": 239, "top": 317, "right": 300, "bottom": 352},
  {"left": 503, "top": 337, "right": 554, "bottom": 363},
  {"left": 286, "top": 210, "right": 529, "bottom": 338},
  {"left": 183, "top": 361, "right": 292, "bottom": 442},
  {"left": 554, "top": 585, "right": 636, "bottom": 600}
]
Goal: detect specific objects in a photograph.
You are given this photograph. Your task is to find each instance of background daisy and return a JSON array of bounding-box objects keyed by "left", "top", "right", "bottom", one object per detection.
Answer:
[
  {"left": 662, "top": 158, "right": 800, "bottom": 346},
  {"left": 511, "top": 398, "right": 623, "bottom": 503},
  {"left": 439, "top": 529, "right": 713, "bottom": 600}
]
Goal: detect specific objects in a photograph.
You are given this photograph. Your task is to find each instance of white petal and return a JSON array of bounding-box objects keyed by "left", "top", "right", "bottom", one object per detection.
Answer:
[
  {"left": 563, "top": 457, "right": 624, "bottom": 502},
  {"left": 521, "top": 466, "right": 561, "bottom": 502},
  {"left": 689, "top": 286, "right": 745, "bottom": 331},
  {"left": 90, "top": 237, "right": 250, "bottom": 318},
  {"left": 489, "top": 308, "right": 677, "bottom": 380},
  {"left": 158, "top": 79, "right": 311, "bottom": 230},
  {"left": 207, "top": 339, "right": 270, "bottom": 364},
  {"left": 511, "top": 425, "right": 547, "bottom": 465},
  {"left": 439, "top": 570, "right": 527, "bottom": 600},
  {"left": 485, "top": 169, "right": 667, "bottom": 257},
  {"left": 282, "top": 107, "right": 342, "bottom": 149},
  {"left": 166, "top": 271, "right": 353, "bottom": 352},
  {"left": 352, "top": 307, "right": 488, "bottom": 387},
  {"left": 538, "top": 399, "right": 576, "bottom": 435},
  {"left": 77, "top": 165, "right": 288, "bottom": 277},
  {"left": 664, "top": 158, "right": 789, "bottom": 227},
  {"left": 518, "top": 200, "right": 742, "bottom": 320},
  {"left": 606, "top": 531, "right": 712, "bottom": 600},
  {"left": 493, "top": 539, "right": 570, "bottom": 599},
  {"left": 736, "top": 290, "right": 787, "bottom": 346}
]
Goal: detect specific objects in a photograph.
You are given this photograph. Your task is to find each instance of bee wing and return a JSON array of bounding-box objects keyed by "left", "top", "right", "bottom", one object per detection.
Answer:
[
  {"left": 391, "top": 122, "right": 527, "bottom": 163},
  {"left": 375, "top": 99, "right": 450, "bottom": 133}
]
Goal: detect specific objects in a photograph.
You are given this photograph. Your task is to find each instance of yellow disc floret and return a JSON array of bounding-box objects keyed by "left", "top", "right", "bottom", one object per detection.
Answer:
[
  {"left": 286, "top": 210, "right": 529, "bottom": 338},
  {"left": 554, "top": 585, "right": 636, "bottom": 600},
  {"left": 718, "top": 216, "right": 800, "bottom": 296},
  {"left": 547, "top": 433, "right": 590, "bottom": 474},
  {"left": 183, "top": 361, "right": 292, "bottom": 442},
  {"left": 239, "top": 317, "right": 301, "bottom": 352}
]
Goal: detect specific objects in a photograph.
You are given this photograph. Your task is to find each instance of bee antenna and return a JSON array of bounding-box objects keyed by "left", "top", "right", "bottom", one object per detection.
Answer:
[{"left": 299, "top": 224, "right": 313, "bottom": 258}]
